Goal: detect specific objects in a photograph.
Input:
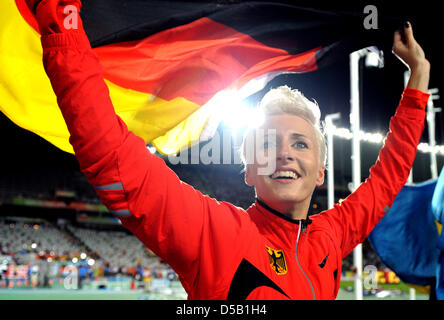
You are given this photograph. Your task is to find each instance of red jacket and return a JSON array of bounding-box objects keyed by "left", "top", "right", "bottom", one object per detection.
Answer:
[{"left": 40, "top": 27, "right": 429, "bottom": 299}]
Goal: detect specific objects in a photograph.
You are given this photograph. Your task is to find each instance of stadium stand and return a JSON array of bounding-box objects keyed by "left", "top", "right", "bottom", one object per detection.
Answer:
[
  {"left": 0, "top": 217, "right": 88, "bottom": 264},
  {"left": 67, "top": 225, "right": 162, "bottom": 270}
]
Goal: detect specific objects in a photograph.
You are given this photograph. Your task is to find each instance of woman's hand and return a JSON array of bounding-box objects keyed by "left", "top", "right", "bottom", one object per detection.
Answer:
[
  {"left": 25, "top": 0, "right": 83, "bottom": 35},
  {"left": 392, "top": 22, "right": 430, "bottom": 92}
]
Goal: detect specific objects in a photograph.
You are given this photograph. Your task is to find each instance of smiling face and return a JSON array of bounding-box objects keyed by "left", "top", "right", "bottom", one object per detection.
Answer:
[{"left": 245, "top": 113, "right": 325, "bottom": 216}]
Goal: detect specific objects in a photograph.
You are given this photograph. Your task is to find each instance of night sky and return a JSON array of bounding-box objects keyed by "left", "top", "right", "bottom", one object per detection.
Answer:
[{"left": 1, "top": 0, "right": 442, "bottom": 182}]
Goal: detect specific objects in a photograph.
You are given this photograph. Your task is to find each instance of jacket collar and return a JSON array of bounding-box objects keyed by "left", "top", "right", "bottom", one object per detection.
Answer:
[
  {"left": 255, "top": 198, "right": 312, "bottom": 228},
  {"left": 247, "top": 198, "right": 312, "bottom": 243}
]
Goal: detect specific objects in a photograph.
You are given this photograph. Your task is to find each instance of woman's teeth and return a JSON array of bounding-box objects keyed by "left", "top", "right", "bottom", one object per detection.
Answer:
[{"left": 270, "top": 170, "right": 298, "bottom": 179}]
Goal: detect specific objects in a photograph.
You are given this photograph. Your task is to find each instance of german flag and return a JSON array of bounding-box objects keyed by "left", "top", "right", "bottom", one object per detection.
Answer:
[{"left": 1, "top": 0, "right": 399, "bottom": 155}]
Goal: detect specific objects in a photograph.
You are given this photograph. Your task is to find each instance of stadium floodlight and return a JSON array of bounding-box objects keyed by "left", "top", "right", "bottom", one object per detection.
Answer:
[
  {"left": 80, "top": 252, "right": 87, "bottom": 260},
  {"left": 364, "top": 46, "right": 384, "bottom": 69},
  {"left": 350, "top": 49, "right": 365, "bottom": 301},
  {"left": 361, "top": 131, "right": 384, "bottom": 144},
  {"left": 328, "top": 126, "right": 444, "bottom": 155},
  {"left": 426, "top": 88, "right": 441, "bottom": 179},
  {"left": 72, "top": 257, "right": 78, "bottom": 263},
  {"left": 87, "top": 259, "right": 95, "bottom": 266},
  {"left": 325, "top": 112, "right": 341, "bottom": 210},
  {"left": 31, "top": 243, "right": 37, "bottom": 249}
]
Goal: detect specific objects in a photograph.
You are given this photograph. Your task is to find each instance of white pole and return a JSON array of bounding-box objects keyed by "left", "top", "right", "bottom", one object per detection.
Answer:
[
  {"left": 404, "top": 70, "right": 417, "bottom": 300},
  {"left": 325, "top": 113, "right": 341, "bottom": 209},
  {"left": 350, "top": 49, "right": 366, "bottom": 300},
  {"left": 404, "top": 70, "right": 414, "bottom": 183},
  {"left": 427, "top": 90, "right": 439, "bottom": 180},
  {"left": 409, "top": 287, "right": 416, "bottom": 300}
]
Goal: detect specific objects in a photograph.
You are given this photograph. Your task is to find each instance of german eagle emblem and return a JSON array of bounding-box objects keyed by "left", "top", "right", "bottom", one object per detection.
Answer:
[{"left": 266, "top": 246, "right": 288, "bottom": 275}]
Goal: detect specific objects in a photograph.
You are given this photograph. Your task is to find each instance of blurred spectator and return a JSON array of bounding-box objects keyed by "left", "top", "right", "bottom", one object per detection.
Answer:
[
  {"left": 77, "top": 263, "right": 88, "bottom": 289},
  {"left": 36, "top": 255, "right": 50, "bottom": 288}
]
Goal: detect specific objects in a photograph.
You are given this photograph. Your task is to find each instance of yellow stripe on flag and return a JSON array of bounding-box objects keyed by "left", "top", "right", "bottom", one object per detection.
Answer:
[
  {"left": 436, "top": 221, "right": 442, "bottom": 235},
  {"left": 0, "top": 0, "right": 208, "bottom": 155},
  {"left": 405, "top": 283, "right": 431, "bottom": 295}
]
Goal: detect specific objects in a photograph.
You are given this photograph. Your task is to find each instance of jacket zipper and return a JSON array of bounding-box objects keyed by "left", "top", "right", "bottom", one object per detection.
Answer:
[{"left": 295, "top": 221, "right": 316, "bottom": 300}]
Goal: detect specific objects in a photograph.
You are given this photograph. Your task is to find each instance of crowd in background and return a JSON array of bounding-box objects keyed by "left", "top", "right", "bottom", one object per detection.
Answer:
[{"left": 0, "top": 218, "right": 176, "bottom": 289}]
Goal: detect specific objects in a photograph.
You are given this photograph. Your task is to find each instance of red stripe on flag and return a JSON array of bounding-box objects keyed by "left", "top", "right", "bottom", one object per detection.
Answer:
[{"left": 95, "top": 17, "right": 319, "bottom": 105}]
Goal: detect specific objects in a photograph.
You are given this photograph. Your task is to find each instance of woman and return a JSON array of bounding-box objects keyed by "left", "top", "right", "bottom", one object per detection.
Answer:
[{"left": 26, "top": 0, "right": 430, "bottom": 299}]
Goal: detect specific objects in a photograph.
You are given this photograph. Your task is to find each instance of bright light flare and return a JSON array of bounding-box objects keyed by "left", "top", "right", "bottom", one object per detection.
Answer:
[{"left": 208, "top": 90, "right": 264, "bottom": 132}]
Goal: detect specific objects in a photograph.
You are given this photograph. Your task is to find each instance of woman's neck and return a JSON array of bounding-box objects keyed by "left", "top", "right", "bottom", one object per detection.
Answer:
[{"left": 257, "top": 197, "right": 310, "bottom": 221}]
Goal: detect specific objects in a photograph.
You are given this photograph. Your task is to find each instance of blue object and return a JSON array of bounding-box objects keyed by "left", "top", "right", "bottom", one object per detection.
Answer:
[
  {"left": 369, "top": 179, "right": 440, "bottom": 286},
  {"left": 432, "top": 167, "right": 444, "bottom": 299},
  {"left": 436, "top": 233, "right": 444, "bottom": 299},
  {"left": 432, "top": 168, "right": 444, "bottom": 224}
]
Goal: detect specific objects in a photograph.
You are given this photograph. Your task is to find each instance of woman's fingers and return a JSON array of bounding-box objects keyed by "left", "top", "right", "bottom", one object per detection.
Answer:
[
  {"left": 392, "top": 29, "right": 408, "bottom": 58},
  {"left": 403, "top": 22, "right": 415, "bottom": 47},
  {"left": 393, "top": 30, "right": 402, "bottom": 45},
  {"left": 392, "top": 22, "right": 429, "bottom": 72}
]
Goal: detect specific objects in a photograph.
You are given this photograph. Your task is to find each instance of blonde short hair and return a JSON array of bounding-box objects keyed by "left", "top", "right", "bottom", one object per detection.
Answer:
[{"left": 240, "top": 85, "right": 326, "bottom": 167}]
